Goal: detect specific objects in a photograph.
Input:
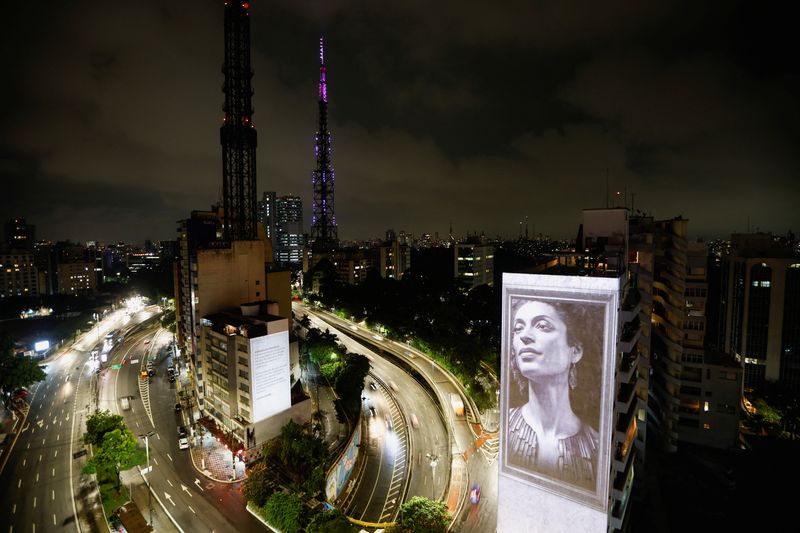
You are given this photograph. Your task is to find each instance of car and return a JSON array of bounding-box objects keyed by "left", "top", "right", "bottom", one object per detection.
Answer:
[
  {"left": 177, "top": 425, "right": 187, "bottom": 437},
  {"left": 144, "top": 340, "right": 151, "bottom": 345},
  {"left": 178, "top": 437, "right": 189, "bottom": 450},
  {"left": 174, "top": 403, "right": 182, "bottom": 412},
  {"left": 385, "top": 415, "right": 393, "bottom": 431},
  {"left": 410, "top": 413, "right": 420, "bottom": 429},
  {"left": 369, "top": 406, "right": 377, "bottom": 417},
  {"left": 369, "top": 382, "right": 377, "bottom": 391},
  {"left": 169, "top": 375, "right": 176, "bottom": 383},
  {"left": 148, "top": 369, "right": 155, "bottom": 377}
]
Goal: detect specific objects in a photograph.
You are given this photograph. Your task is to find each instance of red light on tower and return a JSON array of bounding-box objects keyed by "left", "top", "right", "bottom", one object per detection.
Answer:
[{"left": 242, "top": 2, "right": 249, "bottom": 8}]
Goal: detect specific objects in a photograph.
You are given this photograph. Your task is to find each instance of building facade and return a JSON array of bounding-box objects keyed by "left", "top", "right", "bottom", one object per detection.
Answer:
[
  {"left": 199, "top": 306, "right": 308, "bottom": 451},
  {"left": 454, "top": 243, "right": 494, "bottom": 290},
  {"left": 715, "top": 233, "right": 800, "bottom": 393},
  {"left": 631, "top": 216, "right": 741, "bottom": 454},
  {"left": 275, "top": 195, "right": 304, "bottom": 266},
  {"left": 0, "top": 251, "right": 38, "bottom": 298}
]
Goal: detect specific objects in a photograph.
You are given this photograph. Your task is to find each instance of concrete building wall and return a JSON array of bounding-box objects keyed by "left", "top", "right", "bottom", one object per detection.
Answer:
[{"left": 196, "top": 240, "right": 266, "bottom": 321}]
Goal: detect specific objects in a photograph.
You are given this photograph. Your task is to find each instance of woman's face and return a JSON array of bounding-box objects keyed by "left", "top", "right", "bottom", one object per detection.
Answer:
[{"left": 512, "top": 300, "right": 578, "bottom": 383}]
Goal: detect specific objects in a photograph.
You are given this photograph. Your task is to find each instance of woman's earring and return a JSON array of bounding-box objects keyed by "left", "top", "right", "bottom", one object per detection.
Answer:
[{"left": 569, "top": 362, "right": 577, "bottom": 390}]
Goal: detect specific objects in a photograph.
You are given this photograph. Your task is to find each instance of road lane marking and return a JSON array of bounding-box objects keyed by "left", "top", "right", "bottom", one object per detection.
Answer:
[
  {"left": 135, "top": 421, "right": 140, "bottom": 428},
  {"left": 33, "top": 497, "right": 36, "bottom": 508},
  {"left": 12, "top": 503, "right": 16, "bottom": 513},
  {"left": 22, "top": 458, "right": 26, "bottom": 466},
  {"left": 167, "top": 453, "right": 172, "bottom": 462},
  {"left": 52, "top": 468, "right": 55, "bottom": 477},
  {"left": 53, "top": 514, "right": 56, "bottom": 526},
  {"left": 156, "top": 433, "right": 160, "bottom": 440},
  {"left": 17, "top": 479, "right": 21, "bottom": 488},
  {"left": 153, "top": 457, "right": 158, "bottom": 465},
  {"left": 56, "top": 434, "right": 59, "bottom": 441},
  {"left": 54, "top": 450, "right": 58, "bottom": 458},
  {"left": 42, "top": 438, "right": 45, "bottom": 445},
  {"left": 26, "top": 443, "right": 30, "bottom": 449},
  {"left": 167, "top": 479, "right": 173, "bottom": 487},
  {"left": 188, "top": 505, "right": 196, "bottom": 514},
  {"left": 52, "top": 490, "right": 55, "bottom": 500},
  {"left": 36, "top": 473, "right": 39, "bottom": 482},
  {"left": 39, "top": 454, "right": 42, "bottom": 462}
]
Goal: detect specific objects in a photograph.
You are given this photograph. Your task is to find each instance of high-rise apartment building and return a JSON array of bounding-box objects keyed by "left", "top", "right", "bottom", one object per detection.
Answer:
[
  {"left": 0, "top": 251, "right": 38, "bottom": 298},
  {"left": 454, "top": 242, "right": 494, "bottom": 290},
  {"left": 631, "top": 216, "right": 741, "bottom": 454},
  {"left": 379, "top": 232, "right": 411, "bottom": 280},
  {"left": 56, "top": 261, "right": 96, "bottom": 295},
  {"left": 198, "top": 304, "right": 308, "bottom": 451},
  {"left": 4, "top": 218, "right": 35, "bottom": 250},
  {"left": 258, "top": 191, "right": 277, "bottom": 242},
  {"left": 715, "top": 233, "right": 800, "bottom": 393},
  {"left": 275, "top": 195, "right": 304, "bottom": 266}
]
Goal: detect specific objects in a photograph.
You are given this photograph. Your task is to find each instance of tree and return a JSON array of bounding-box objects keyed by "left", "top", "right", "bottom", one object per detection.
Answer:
[
  {"left": 306, "top": 509, "right": 358, "bottom": 533},
  {"left": 84, "top": 410, "right": 126, "bottom": 446},
  {"left": 391, "top": 496, "right": 450, "bottom": 533},
  {"left": 274, "top": 420, "right": 327, "bottom": 492},
  {"left": 84, "top": 428, "right": 142, "bottom": 488},
  {"left": 334, "top": 353, "right": 371, "bottom": 425},
  {"left": 243, "top": 462, "right": 274, "bottom": 508},
  {"left": 263, "top": 492, "right": 307, "bottom": 533},
  {"left": 0, "top": 334, "right": 46, "bottom": 396}
]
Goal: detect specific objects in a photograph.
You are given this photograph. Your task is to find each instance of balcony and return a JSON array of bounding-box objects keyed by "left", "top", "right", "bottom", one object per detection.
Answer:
[
  {"left": 618, "top": 349, "right": 639, "bottom": 383},
  {"left": 616, "top": 380, "right": 637, "bottom": 413}
]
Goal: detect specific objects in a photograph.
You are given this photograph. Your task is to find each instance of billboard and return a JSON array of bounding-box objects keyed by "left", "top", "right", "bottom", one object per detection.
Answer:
[
  {"left": 34, "top": 340, "right": 50, "bottom": 352},
  {"left": 499, "top": 273, "right": 619, "bottom": 530},
  {"left": 250, "top": 331, "right": 291, "bottom": 422}
]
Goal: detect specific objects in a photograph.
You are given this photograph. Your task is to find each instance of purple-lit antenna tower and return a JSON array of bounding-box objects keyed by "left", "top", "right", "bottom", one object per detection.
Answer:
[
  {"left": 220, "top": 1, "right": 258, "bottom": 241},
  {"left": 310, "top": 37, "right": 338, "bottom": 251}
]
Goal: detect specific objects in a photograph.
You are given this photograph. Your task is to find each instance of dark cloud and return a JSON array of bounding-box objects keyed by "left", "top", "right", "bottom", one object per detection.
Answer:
[{"left": 1, "top": 0, "right": 797, "bottom": 245}]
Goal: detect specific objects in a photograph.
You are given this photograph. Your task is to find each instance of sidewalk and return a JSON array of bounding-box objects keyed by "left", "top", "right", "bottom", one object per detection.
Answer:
[
  {"left": 172, "top": 353, "right": 247, "bottom": 483},
  {"left": 188, "top": 429, "right": 247, "bottom": 482},
  {"left": 119, "top": 467, "right": 180, "bottom": 532}
]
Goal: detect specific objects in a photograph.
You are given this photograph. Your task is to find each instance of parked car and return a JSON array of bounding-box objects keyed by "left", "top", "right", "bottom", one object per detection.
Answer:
[
  {"left": 178, "top": 437, "right": 189, "bottom": 450},
  {"left": 177, "top": 425, "right": 187, "bottom": 437},
  {"left": 369, "top": 382, "right": 377, "bottom": 391},
  {"left": 369, "top": 406, "right": 377, "bottom": 417},
  {"left": 174, "top": 403, "right": 182, "bottom": 412}
]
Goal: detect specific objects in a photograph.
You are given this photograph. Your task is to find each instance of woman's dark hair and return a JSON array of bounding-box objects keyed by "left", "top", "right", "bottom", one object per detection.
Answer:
[{"left": 508, "top": 297, "right": 605, "bottom": 425}]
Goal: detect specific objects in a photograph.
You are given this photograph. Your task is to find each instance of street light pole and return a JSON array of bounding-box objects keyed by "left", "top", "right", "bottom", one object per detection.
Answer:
[{"left": 139, "top": 431, "right": 155, "bottom": 526}]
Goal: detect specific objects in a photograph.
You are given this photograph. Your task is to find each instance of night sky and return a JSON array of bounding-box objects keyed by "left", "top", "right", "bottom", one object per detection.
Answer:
[{"left": 2, "top": 0, "right": 798, "bottom": 245}]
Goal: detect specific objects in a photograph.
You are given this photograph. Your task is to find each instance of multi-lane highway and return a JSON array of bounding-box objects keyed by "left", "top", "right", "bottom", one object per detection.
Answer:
[
  {"left": 98, "top": 324, "right": 264, "bottom": 533},
  {"left": 0, "top": 307, "right": 146, "bottom": 533},
  {"left": 297, "top": 302, "right": 499, "bottom": 532}
]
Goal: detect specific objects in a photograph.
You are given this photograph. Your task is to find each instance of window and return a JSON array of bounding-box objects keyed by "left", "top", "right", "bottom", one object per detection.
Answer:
[
  {"left": 703, "top": 401, "right": 710, "bottom": 412},
  {"left": 703, "top": 423, "right": 711, "bottom": 430},
  {"left": 255, "top": 280, "right": 260, "bottom": 285}
]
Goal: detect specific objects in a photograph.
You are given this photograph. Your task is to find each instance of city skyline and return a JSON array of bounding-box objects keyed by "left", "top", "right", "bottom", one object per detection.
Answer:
[{"left": 2, "top": 0, "right": 798, "bottom": 244}]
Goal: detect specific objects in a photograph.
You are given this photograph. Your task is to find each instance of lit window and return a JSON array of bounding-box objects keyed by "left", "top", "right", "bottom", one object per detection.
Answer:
[
  {"left": 703, "top": 423, "right": 711, "bottom": 430},
  {"left": 703, "top": 401, "right": 709, "bottom": 412}
]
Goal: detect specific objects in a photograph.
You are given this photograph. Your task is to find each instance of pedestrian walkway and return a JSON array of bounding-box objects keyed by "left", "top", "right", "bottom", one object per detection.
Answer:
[
  {"left": 188, "top": 429, "right": 246, "bottom": 483},
  {"left": 446, "top": 456, "right": 468, "bottom": 516},
  {"left": 119, "top": 467, "right": 180, "bottom": 532}
]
